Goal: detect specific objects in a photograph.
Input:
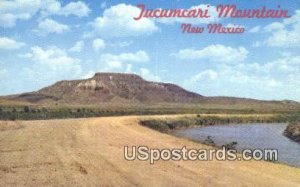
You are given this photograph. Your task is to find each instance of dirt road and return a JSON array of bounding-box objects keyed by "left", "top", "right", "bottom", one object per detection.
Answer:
[{"left": 0, "top": 115, "right": 299, "bottom": 186}]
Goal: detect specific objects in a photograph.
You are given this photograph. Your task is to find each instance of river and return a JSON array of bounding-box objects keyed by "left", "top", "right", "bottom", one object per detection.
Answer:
[{"left": 174, "top": 123, "right": 300, "bottom": 168}]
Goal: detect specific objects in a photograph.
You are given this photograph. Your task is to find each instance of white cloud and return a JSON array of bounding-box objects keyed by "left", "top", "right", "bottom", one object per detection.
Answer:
[
  {"left": 264, "top": 10, "right": 300, "bottom": 47},
  {"left": 157, "top": 4, "right": 219, "bottom": 25},
  {"left": 81, "top": 70, "right": 96, "bottom": 79},
  {"left": 0, "top": 69, "right": 8, "bottom": 78},
  {"left": 101, "top": 51, "right": 149, "bottom": 64},
  {"left": 189, "top": 70, "right": 218, "bottom": 83},
  {"left": 173, "top": 45, "right": 248, "bottom": 63},
  {"left": 37, "top": 18, "right": 69, "bottom": 35},
  {"left": 0, "top": 0, "right": 41, "bottom": 28},
  {"left": 217, "top": 65, "right": 281, "bottom": 87},
  {"left": 59, "top": 1, "right": 90, "bottom": 17},
  {"left": 252, "top": 41, "right": 261, "bottom": 48},
  {"left": 263, "top": 22, "right": 285, "bottom": 32},
  {"left": 24, "top": 46, "right": 82, "bottom": 83},
  {"left": 82, "top": 51, "right": 159, "bottom": 81},
  {"left": 92, "top": 38, "right": 106, "bottom": 51},
  {"left": 0, "top": 14, "right": 13, "bottom": 28},
  {"left": 40, "top": 0, "right": 90, "bottom": 17},
  {"left": 125, "top": 64, "right": 133, "bottom": 72},
  {"left": 40, "top": 0, "right": 60, "bottom": 16},
  {"left": 185, "top": 55, "right": 300, "bottom": 100},
  {"left": 249, "top": 26, "right": 260, "bottom": 33},
  {"left": 249, "top": 10, "right": 300, "bottom": 47},
  {"left": 0, "top": 37, "right": 25, "bottom": 50},
  {"left": 29, "top": 46, "right": 80, "bottom": 67},
  {"left": 90, "top": 4, "right": 158, "bottom": 38},
  {"left": 18, "top": 53, "right": 33, "bottom": 58},
  {"left": 108, "top": 61, "right": 123, "bottom": 69},
  {"left": 109, "top": 41, "right": 133, "bottom": 48},
  {"left": 69, "top": 41, "right": 84, "bottom": 52},
  {"left": 279, "top": 51, "right": 292, "bottom": 57},
  {"left": 139, "top": 68, "right": 161, "bottom": 82},
  {"left": 98, "top": 51, "right": 150, "bottom": 71},
  {"left": 226, "top": 23, "right": 244, "bottom": 28},
  {"left": 0, "top": 0, "right": 90, "bottom": 28}
]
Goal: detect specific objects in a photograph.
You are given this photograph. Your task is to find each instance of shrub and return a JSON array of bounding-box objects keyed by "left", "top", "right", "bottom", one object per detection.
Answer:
[
  {"left": 140, "top": 120, "right": 169, "bottom": 133},
  {"left": 24, "top": 106, "right": 30, "bottom": 113},
  {"left": 222, "top": 141, "right": 238, "bottom": 150},
  {"left": 203, "top": 136, "right": 215, "bottom": 146}
]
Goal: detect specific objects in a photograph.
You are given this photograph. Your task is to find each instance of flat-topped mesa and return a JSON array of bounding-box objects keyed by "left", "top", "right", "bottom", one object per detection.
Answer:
[
  {"left": 92, "top": 72, "right": 145, "bottom": 83},
  {"left": 27, "top": 72, "right": 205, "bottom": 104},
  {"left": 8, "top": 72, "right": 300, "bottom": 107}
]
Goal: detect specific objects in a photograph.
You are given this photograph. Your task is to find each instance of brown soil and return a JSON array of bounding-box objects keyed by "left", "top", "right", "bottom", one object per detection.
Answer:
[{"left": 0, "top": 115, "right": 299, "bottom": 186}]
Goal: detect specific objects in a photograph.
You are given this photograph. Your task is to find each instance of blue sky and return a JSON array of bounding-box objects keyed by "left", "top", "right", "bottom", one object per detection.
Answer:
[{"left": 0, "top": 0, "right": 299, "bottom": 101}]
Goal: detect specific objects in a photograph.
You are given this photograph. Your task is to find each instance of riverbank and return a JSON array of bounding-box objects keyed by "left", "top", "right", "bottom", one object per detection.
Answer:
[
  {"left": 1, "top": 115, "right": 300, "bottom": 186},
  {"left": 284, "top": 122, "right": 300, "bottom": 142},
  {"left": 139, "top": 114, "right": 299, "bottom": 133}
]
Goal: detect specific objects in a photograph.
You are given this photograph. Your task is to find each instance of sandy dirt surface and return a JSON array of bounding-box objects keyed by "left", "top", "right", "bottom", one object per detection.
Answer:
[{"left": 0, "top": 115, "right": 299, "bottom": 187}]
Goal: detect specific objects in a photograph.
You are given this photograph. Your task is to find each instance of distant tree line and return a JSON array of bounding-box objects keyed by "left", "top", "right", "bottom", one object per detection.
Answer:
[
  {"left": 0, "top": 105, "right": 188, "bottom": 120},
  {"left": 0, "top": 105, "right": 299, "bottom": 121}
]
